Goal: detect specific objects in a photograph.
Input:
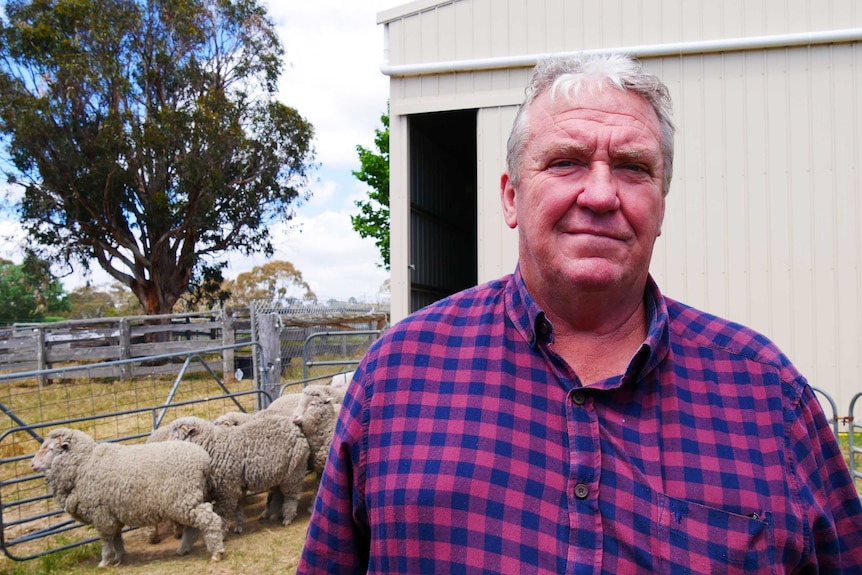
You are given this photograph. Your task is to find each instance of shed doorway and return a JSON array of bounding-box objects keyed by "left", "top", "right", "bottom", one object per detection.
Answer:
[{"left": 408, "top": 110, "right": 478, "bottom": 313}]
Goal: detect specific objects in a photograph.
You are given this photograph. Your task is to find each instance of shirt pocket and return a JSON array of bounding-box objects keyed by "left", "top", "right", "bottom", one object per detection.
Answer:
[{"left": 653, "top": 493, "right": 776, "bottom": 575}]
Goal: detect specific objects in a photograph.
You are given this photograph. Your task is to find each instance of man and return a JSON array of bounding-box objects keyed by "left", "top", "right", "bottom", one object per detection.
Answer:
[{"left": 298, "top": 53, "right": 862, "bottom": 573}]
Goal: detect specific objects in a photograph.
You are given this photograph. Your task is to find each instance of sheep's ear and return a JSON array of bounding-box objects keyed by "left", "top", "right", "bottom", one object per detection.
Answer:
[
  {"left": 59, "top": 437, "right": 71, "bottom": 451},
  {"left": 186, "top": 425, "right": 199, "bottom": 437}
]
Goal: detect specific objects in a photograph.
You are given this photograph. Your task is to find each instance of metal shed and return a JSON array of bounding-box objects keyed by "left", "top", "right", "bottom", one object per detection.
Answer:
[{"left": 377, "top": 0, "right": 862, "bottom": 414}]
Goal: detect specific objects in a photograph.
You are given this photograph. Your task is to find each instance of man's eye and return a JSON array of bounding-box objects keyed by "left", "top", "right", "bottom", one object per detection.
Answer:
[{"left": 620, "top": 164, "right": 650, "bottom": 174}]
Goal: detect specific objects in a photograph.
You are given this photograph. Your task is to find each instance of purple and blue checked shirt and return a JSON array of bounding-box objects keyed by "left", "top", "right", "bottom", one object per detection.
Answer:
[{"left": 298, "top": 269, "right": 862, "bottom": 574}]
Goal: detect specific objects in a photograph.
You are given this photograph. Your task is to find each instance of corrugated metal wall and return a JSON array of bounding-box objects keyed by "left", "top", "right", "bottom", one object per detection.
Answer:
[
  {"left": 650, "top": 44, "right": 862, "bottom": 412},
  {"left": 381, "top": 0, "right": 862, "bottom": 410}
]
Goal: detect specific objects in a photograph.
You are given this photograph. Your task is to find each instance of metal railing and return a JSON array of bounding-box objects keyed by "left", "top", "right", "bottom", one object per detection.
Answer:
[
  {"left": 848, "top": 391, "right": 862, "bottom": 491},
  {"left": 0, "top": 342, "right": 267, "bottom": 562},
  {"left": 301, "top": 329, "right": 381, "bottom": 380}
]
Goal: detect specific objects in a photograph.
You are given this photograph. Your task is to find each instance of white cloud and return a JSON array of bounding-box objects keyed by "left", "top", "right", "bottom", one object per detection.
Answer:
[
  {"left": 226, "top": 209, "right": 389, "bottom": 303},
  {"left": 270, "top": 1, "right": 396, "bottom": 169},
  {"left": 0, "top": 219, "right": 25, "bottom": 262}
]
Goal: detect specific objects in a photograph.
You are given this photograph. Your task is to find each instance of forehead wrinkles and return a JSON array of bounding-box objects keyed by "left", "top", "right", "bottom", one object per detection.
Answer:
[{"left": 528, "top": 101, "right": 662, "bottom": 159}]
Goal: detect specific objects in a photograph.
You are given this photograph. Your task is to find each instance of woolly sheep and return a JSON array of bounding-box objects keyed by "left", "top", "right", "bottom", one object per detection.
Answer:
[
  {"left": 212, "top": 411, "right": 256, "bottom": 427},
  {"left": 30, "top": 427, "right": 224, "bottom": 567},
  {"left": 168, "top": 414, "right": 310, "bottom": 533},
  {"left": 212, "top": 393, "right": 306, "bottom": 522},
  {"left": 213, "top": 392, "right": 302, "bottom": 428},
  {"left": 143, "top": 426, "right": 187, "bottom": 544},
  {"left": 291, "top": 384, "right": 347, "bottom": 479},
  {"left": 328, "top": 369, "right": 355, "bottom": 388}
]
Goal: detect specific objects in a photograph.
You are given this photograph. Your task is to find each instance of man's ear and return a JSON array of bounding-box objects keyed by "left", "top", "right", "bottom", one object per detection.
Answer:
[{"left": 501, "top": 172, "right": 518, "bottom": 230}]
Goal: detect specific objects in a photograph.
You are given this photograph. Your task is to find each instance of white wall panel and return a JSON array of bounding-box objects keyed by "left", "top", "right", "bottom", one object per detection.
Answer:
[{"left": 476, "top": 106, "right": 519, "bottom": 283}]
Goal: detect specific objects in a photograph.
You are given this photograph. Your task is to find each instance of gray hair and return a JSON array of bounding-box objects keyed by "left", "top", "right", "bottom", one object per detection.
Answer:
[{"left": 505, "top": 52, "right": 676, "bottom": 195}]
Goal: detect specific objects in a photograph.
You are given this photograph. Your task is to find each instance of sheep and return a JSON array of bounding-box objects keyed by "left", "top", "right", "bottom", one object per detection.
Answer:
[
  {"left": 142, "top": 426, "right": 187, "bottom": 544},
  {"left": 213, "top": 392, "right": 302, "bottom": 428},
  {"left": 167, "top": 414, "right": 310, "bottom": 533},
  {"left": 291, "top": 384, "right": 347, "bottom": 480},
  {"left": 212, "top": 393, "right": 306, "bottom": 522},
  {"left": 30, "top": 427, "right": 224, "bottom": 567},
  {"left": 265, "top": 391, "right": 303, "bottom": 416},
  {"left": 328, "top": 369, "right": 355, "bottom": 388},
  {"left": 212, "top": 411, "right": 256, "bottom": 427}
]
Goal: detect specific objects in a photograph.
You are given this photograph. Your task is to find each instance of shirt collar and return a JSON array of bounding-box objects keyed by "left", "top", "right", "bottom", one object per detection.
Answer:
[
  {"left": 504, "top": 266, "right": 671, "bottom": 379},
  {"left": 504, "top": 265, "right": 547, "bottom": 349},
  {"left": 623, "top": 276, "right": 670, "bottom": 383}
]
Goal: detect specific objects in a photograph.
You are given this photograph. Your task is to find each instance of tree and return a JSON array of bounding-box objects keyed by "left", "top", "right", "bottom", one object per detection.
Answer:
[
  {"left": 0, "top": 0, "right": 316, "bottom": 316},
  {"left": 351, "top": 107, "right": 390, "bottom": 271},
  {"left": 65, "top": 284, "right": 117, "bottom": 319},
  {"left": 64, "top": 282, "right": 142, "bottom": 318},
  {"left": 0, "top": 252, "right": 70, "bottom": 325},
  {"left": 223, "top": 260, "right": 316, "bottom": 307}
]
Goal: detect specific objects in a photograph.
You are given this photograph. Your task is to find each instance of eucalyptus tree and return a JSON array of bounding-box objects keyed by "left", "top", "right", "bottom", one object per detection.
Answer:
[{"left": 0, "top": 0, "right": 316, "bottom": 315}]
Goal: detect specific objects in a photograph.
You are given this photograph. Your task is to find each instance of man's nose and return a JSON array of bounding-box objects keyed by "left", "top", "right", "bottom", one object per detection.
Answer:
[{"left": 576, "top": 164, "right": 620, "bottom": 213}]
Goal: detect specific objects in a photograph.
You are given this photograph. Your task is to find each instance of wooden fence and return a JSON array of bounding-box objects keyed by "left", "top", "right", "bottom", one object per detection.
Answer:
[{"left": 0, "top": 305, "right": 389, "bottom": 386}]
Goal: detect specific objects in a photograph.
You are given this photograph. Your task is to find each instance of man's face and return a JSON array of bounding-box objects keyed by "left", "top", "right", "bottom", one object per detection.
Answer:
[{"left": 501, "top": 87, "right": 666, "bottom": 300}]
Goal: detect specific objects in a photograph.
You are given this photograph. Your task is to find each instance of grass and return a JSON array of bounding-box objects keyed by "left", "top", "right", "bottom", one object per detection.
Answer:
[
  {"left": 0, "top": 490, "right": 313, "bottom": 575},
  {"left": 0, "top": 539, "right": 101, "bottom": 575}
]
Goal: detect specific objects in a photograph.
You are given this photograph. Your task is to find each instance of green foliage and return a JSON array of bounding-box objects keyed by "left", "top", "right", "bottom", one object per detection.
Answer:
[
  {"left": 351, "top": 106, "right": 390, "bottom": 271},
  {"left": 1, "top": 541, "right": 101, "bottom": 574},
  {"left": 0, "top": 252, "right": 70, "bottom": 325},
  {"left": 64, "top": 281, "right": 143, "bottom": 318},
  {"left": 0, "top": 0, "right": 316, "bottom": 316}
]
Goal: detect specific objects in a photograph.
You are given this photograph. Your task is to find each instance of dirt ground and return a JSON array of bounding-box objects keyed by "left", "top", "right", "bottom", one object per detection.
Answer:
[{"left": 0, "top": 483, "right": 317, "bottom": 575}]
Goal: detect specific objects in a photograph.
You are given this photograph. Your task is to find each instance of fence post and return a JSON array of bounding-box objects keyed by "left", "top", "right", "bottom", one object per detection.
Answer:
[
  {"left": 222, "top": 308, "right": 235, "bottom": 380},
  {"left": 35, "top": 326, "right": 47, "bottom": 387},
  {"left": 118, "top": 318, "right": 132, "bottom": 381},
  {"left": 258, "top": 313, "right": 282, "bottom": 408}
]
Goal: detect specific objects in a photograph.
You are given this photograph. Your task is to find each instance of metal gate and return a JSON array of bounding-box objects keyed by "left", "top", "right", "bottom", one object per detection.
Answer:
[{"left": 0, "top": 343, "right": 266, "bottom": 562}]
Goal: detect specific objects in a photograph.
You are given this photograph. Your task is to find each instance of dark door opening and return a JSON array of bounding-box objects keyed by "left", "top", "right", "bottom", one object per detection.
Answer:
[{"left": 408, "top": 110, "right": 478, "bottom": 313}]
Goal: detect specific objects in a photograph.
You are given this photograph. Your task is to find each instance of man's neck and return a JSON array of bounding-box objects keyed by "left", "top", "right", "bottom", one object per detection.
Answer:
[{"left": 541, "top": 292, "right": 648, "bottom": 386}]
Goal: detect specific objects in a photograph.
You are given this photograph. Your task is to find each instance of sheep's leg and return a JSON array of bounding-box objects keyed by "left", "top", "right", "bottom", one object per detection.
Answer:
[
  {"left": 112, "top": 532, "right": 125, "bottom": 564},
  {"left": 260, "top": 488, "right": 284, "bottom": 522},
  {"left": 232, "top": 500, "right": 246, "bottom": 534},
  {"left": 213, "top": 498, "right": 237, "bottom": 535},
  {"left": 97, "top": 529, "right": 124, "bottom": 567},
  {"left": 98, "top": 537, "right": 113, "bottom": 568},
  {"left": 189, "top": 502, "right": 225, "bottom": 562},
  {"left": 278, "top": 470, "right": 306, "bottom": 526},
  {"left": 146, "top": 523, "right": 162, "bottom": 544},
  {"left": 177, "top": 526, "right": 199, "bottom": 556}
]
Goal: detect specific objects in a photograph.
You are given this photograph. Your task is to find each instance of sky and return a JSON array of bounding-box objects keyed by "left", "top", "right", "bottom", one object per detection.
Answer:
[{"left": 0, "top": 0, "right": 407, "bottom": 304}]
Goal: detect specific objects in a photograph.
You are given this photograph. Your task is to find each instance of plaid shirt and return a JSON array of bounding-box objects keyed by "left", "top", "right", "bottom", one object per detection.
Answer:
[{"left": 298, "top": 269, "right": 862, "bottom": 574}]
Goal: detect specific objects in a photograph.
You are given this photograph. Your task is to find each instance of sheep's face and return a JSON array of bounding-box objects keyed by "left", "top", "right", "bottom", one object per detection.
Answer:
[
  {"left": 170, "top": 422, "right": 198, "bottom": 441},
  {"left": 214, "top": 412, "right": 252, "bottom": 427},
  {"left": 292, "top": 391, "right": 336, "bottom": 429},
  {"left": 30, "top": 432, "right": 71, "bottom": 472}
]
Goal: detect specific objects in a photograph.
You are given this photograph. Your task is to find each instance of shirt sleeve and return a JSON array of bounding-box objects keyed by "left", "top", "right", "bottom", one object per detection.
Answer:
[
  {"left": 297, "top": 366, "right": 370, "bottom": 574},
  {"left": 790, "top": 383, "right": 862, "bottom": 571}
]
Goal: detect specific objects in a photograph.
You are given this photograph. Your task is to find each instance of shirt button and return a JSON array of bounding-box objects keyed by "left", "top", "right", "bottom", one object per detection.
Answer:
[
  {"left": 572, "top": 392, "right": 586, "bottom": 405},
  {"left": 574, "top": 483, "right": 589, "bottom": 499},
  {"left": 528, "top": 331, "right": 535, "bottom": 344}
]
